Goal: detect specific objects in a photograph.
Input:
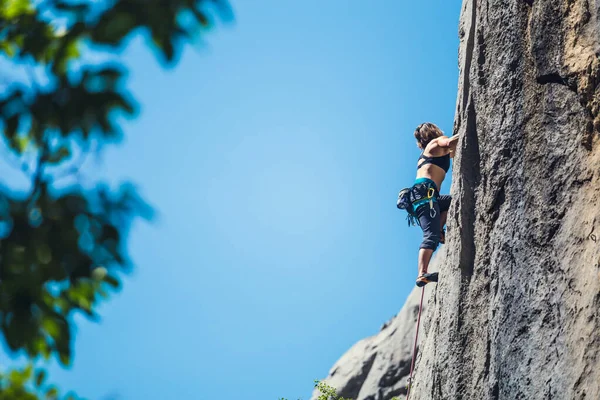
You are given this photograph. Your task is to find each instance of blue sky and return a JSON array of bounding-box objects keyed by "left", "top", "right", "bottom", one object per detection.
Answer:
[{"left": 1, "top": 1, "right": 462, "bottom": 399}]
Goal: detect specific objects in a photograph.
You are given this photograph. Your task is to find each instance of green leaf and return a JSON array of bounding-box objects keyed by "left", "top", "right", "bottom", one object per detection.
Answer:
[
  {"left": 23, "top": 364, "right": 33, "bottom": 380},
  {"left": 93, "top": 11, "right": 137, "bottom": 44},
  {"left": 41, "top": 316, "right": 60, "bottom": 339},
  {"left": 53, "top": 39, "right": 80, "bottom": 74},
  {"left": 191, "top": 7, "right": 211, "bottom": 28},
  {"left": 0, "top": 40, "right": 17, "bottom": 57},
  {"left": 103, "top": 274, "right": 120, "bottom": 289},
  {"left": 45, "top": 385, "right": 59, "bottom": 399},
  {"left": 64, "top": 40, "right": 80, "bottom": 59},
  {"left": 5, "top": 115, "right": 20, "bottom": 140},
  {"left": 15, "top": 136, "right": 30, "bottom": 152},
  {"left": 35, "top": 369, "right": 47, "bottom": 388},
  {"left": 3, "top": 0, "right": 32, "bottom": 19},
  {"left": 8, "top": 367, "right": 26, "bottom": 386},
  {"left": 41, "top": 341, "right": 52, "bottom": 360},
  {"left": 58, "top": 350, "right": 71, "bottom": 366},
  {"left": 47, "top": 145, "right": 71, "bottom": 164}
]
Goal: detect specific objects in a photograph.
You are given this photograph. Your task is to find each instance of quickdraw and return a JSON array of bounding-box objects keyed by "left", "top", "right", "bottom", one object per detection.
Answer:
[{"left": 411, "top": 187, "right": 437, "bottom": 220}]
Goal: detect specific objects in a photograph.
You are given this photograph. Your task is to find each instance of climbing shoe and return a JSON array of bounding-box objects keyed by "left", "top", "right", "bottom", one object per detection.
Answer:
[
  {"left": 416, "top": 272, "right": 438, "bottom": 287},
  {"left": 440, "top": 229, "right": 446, "bottom": 244}
]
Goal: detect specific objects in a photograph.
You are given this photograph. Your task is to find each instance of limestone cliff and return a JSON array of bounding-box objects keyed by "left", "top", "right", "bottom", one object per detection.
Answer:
[{"left": 313, "top": 0, "right": 600, "bottom": 399}]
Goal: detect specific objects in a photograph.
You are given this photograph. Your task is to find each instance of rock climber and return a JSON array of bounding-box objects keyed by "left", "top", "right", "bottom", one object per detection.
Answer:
[{"left": 403, "top": 123, "right": 459, "bottom": 287}]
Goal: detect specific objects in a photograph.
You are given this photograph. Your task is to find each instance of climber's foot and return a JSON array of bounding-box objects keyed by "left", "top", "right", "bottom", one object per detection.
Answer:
[{"left": 416, "top": 272, "right": 438, "bottom": 287}]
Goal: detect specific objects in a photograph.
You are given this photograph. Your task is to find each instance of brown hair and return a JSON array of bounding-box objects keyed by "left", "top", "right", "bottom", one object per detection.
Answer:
[{"left": 414, "top": 123, "right": 444, "bottom": 149}]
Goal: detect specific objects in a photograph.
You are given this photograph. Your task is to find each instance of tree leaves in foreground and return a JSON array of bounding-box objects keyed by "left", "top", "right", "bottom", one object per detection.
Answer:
[
  {"left": 0, "top": 364, "right": 84, "bottom": 400},
  {"left": 0, "top": 0, "right": 232, "bottom": 396}
]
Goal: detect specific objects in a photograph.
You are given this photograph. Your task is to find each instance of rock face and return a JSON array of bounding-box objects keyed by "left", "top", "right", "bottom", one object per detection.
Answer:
[{"left": 313, "top": 1, "right": 600, "bottom": 399}]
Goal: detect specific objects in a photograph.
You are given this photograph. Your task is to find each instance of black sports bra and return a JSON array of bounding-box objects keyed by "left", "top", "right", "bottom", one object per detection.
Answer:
[{"left": 417, "top": 152, "right": 450, "bottom": 173}]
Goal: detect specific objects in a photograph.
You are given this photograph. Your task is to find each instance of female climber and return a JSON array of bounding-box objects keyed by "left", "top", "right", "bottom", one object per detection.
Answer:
[{"left": 410, "top": 122, "right": 459, "bottom": 287}]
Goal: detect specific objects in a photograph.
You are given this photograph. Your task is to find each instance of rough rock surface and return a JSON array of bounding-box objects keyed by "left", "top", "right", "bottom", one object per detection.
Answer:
[{"left": 313, "top": 0, "right": 600, "bottom": 399}]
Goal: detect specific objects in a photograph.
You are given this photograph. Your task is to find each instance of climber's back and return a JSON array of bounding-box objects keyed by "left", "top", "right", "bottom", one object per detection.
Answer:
[{"left": 414, "top": 123, "right": 455, "bottom": 192}]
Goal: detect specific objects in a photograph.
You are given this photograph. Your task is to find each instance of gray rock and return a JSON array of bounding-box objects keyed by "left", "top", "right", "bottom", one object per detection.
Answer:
[{"left": 313, "top": 0, "right": 600, "bottom": 399}]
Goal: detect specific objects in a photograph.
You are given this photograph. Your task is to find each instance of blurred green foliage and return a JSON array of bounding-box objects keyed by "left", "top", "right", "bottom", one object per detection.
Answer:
[
  {"left": 0, "top": 364, "right": 83, "bottom": 399},
  {"left": 0, "top": 0, "right": 231, "bottom": 397},
  {"left": 279, "top": 380, "right": 400, "bottom": 400}
]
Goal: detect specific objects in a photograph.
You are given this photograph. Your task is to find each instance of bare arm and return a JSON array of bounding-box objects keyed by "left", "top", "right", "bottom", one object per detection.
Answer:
[
  {"left": 437, "top": 135, "right": 460, "bottom": 148},
  {"left": 437, "top": 134, "right": 460, "bottom": 158}
]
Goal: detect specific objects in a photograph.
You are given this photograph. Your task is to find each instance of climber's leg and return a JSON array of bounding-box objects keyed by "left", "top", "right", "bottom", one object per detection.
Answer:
[
  {"left": 415, "top": 202, "right": 441, "bottom": 287},
  {"left": 417, "top": 248, "right": 434, "bottom": 277},
  {"left": 439, "top": 211, "right": 448, "bottom": 243},
  {"left": 438, "top": 195, "right": 452, "bottom": 244}
]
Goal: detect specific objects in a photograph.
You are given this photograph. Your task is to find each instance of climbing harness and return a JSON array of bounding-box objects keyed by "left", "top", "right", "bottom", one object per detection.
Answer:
[
  {"left": 397, "top": 185, "right": 438, "bottom": 226},
  {"left": 406, "top": 287, "right": 425, "bottom": 400}
]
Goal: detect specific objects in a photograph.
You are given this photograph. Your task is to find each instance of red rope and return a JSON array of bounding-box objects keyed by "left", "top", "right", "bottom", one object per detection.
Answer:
[{"left": 406, "top": 287, "right": 425, "bottom": 400}]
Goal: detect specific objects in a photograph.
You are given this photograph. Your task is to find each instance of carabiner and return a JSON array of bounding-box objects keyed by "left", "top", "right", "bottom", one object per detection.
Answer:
[{"left": 427, "top": 187, "right": 436, "bottom": 218}]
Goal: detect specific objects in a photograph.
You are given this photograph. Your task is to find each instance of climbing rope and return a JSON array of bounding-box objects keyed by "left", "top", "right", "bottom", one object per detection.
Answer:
[{"left": 406, "top": 287, "right": 425, "bottom": 400}]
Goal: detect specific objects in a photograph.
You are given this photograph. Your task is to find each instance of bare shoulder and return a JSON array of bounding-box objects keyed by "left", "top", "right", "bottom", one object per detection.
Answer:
[
  {"left": 423, "top": 138, "right": 444, "bottom": 156},
  {"left": 422, "top": 139, "right": 438, "bottom": 155}
]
